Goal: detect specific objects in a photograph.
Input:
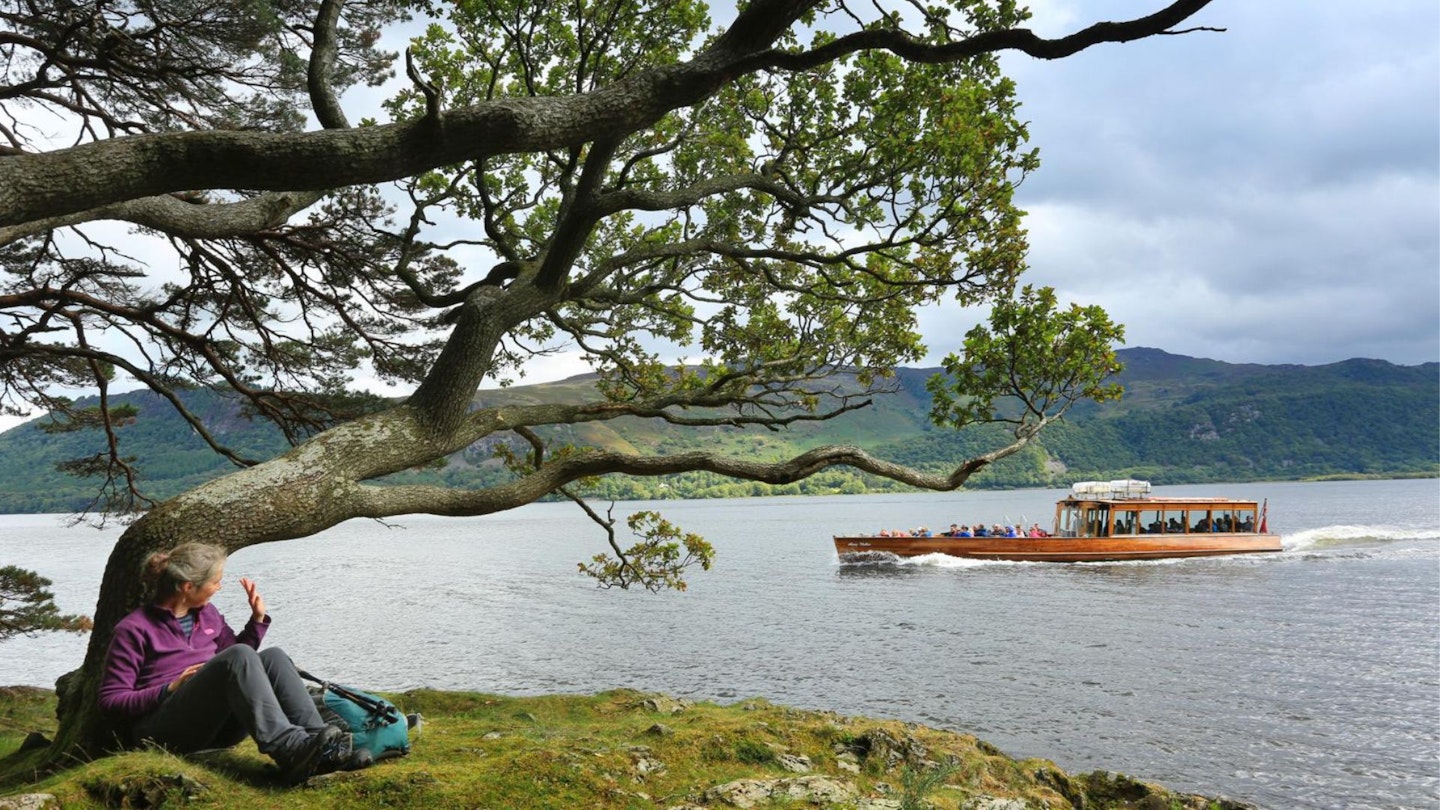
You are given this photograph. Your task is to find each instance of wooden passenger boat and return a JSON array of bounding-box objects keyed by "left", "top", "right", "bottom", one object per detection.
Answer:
[{"left": 834, "top": 480, "right": 1282, "bottom": 563}]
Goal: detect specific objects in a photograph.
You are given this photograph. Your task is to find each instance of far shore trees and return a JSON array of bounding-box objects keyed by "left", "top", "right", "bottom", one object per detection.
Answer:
[{"left": 0, "top": 0, "right": 1216, "bottom": 761}]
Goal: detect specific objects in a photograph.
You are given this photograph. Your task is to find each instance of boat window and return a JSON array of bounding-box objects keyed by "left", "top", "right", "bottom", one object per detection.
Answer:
[
  {"left": 1191, "top": 509, "right": 1213, "bottom": 533},
  {"left": 1084, "top": 506, "right": 1109, "bottom": 537},
  {"left": 1212, "top": 509, "right": 1236, "bottom": 532},
  {"left": 1138, "top": 509, "right": 1163, "bottom": 534},
  {"left": 1113, "top": 509, "right": 1139, "bottom": 536},
  {"left": 1236, "top": 508, "right": 1257, "bottom": 532},
  {"left": 1058, "top": 504, "right": 1081, "bottom": 538},
  {"left": 1163, "top": 510, "right": 1186, "bottom": 534}
]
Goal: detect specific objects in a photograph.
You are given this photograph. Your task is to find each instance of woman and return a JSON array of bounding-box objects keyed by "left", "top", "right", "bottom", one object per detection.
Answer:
[{"left": 98, "top": 543, "right": 353, "bottom": 783}]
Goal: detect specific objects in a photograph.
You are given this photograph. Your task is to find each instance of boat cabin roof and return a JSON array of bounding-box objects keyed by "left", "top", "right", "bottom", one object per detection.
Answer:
[
  {"left": 1060, "top": 481, "right": 1258, "bottom": 508},
  {"left": 1060, "top": 495, "right": 1259, "bottom": 507}
]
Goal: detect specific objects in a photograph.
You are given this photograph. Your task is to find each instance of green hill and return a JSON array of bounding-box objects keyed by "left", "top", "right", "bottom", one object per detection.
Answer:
[{"left": 0, "top": 348, "right": 1435, "bottom": 512}]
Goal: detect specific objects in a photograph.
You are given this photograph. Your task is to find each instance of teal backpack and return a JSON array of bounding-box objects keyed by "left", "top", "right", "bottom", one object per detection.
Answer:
[{"left": 299, "top": 670, "right": 416, "bottom": 763}]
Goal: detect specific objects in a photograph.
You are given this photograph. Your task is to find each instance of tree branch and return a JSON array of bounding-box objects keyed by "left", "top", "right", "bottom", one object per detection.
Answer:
[
  {"left": 744, "top": 0, "right": 1221, "bottom": 72},
  {"left": 0, "top": 191, "right": 324, "bottom": 246},
  {"left": 0, "top": 1, "right": 1216, "bottom": 228},
  {"left": 347, "top": 426, "right": 1046, "bottom": 519}
]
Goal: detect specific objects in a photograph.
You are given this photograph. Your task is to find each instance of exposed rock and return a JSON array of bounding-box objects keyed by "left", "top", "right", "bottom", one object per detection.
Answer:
[
  {"left": 645, "top": 723, "right": 673, "bottom": 737},
  {"left": 633, "top": 756, "right": 667, "bottom": 778},
  {"left": 703, "top": 776, "right": 856, "bottom": 808},
  {"left": 1072, "top": 771, "right": 1259, "bottom": 810},
  {"left": 0, "top": 795, "right": 59, "bottom": 810},
  {"left": 839, "top": 728, "right": 929, "bottom": 771},
  {"left": 777, "top": 753, "right": 811, "bottom": 773},
  {"left": 703, "top": 779, "right": 770, "bottom": 808},
  {"left": 960, "top": 797, "right": 1027, "bottom": 810},
  {"left": 624, "top": 744, "right": 667, "bottom": 778},
  {"left": 641, "top": 695, "right": 693, "bottom": 715}
]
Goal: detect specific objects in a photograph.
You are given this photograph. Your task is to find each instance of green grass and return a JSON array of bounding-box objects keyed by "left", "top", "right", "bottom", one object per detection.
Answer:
[{"left": 0, "top": 687, "right": 1252, "bottom": 809}]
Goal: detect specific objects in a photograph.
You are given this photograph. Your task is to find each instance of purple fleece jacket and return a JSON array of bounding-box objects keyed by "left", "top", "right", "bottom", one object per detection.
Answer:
[{"left": 97, "top": 603, "right": 269, "bottom": 718}]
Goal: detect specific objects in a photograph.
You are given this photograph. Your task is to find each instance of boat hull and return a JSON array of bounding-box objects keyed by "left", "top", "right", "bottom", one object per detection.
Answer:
[{"left": 833, "top": 533, "right": 1283, "bottom": 563}]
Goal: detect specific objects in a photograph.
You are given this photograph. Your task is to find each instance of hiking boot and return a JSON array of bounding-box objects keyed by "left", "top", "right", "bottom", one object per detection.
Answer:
[
  {"left": 278, "top": 725, "right": 343, "bottom": 785},
  {"left": 313, "top": 730, "right": 373, "bottom": 775}
]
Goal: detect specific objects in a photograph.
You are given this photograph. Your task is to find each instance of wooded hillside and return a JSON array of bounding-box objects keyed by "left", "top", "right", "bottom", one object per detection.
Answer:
[{"left": 0, "top": 348, "right": 1434, "bottom": 513}]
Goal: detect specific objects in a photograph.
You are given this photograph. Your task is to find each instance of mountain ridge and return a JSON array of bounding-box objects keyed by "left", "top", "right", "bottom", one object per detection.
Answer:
[{"left": 0, "top": 348, "right": 1434, "bottom": 512}]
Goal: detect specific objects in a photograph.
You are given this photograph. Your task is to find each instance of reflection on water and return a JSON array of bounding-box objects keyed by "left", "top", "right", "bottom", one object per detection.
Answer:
[{"left": 1, "top": 478, "right": 1437, "bottom": 810}]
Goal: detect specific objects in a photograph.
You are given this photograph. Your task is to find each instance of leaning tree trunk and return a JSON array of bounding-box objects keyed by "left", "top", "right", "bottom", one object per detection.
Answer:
[
  {"left": 38, "top": 276, "right": 522, "bottom": 764},
  {"left": 50, "top": 510, "right": 194, "bottom": 759},
  {"left": 48, "top": 479, "right": 340, "bottom": 758},
  {"left": 45, "top": 403, "right": 461, "bottom": 762}
]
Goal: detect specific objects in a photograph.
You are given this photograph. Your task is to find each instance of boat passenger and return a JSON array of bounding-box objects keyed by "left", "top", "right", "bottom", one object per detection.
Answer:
[
  {"left": 973, "top": 525, "right": 988, "bottom": 537},
  {"left": 1003, "top": 525, "right": 1017, "bottom": 538},
  {"left": 958, "top": 525, "right": 972, "bottom": 537}
]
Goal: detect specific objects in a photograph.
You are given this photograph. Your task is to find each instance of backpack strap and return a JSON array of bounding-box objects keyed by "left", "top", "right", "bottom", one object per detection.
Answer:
[{"left": 297, "top": 669, "right": 401, "bottom": 724}]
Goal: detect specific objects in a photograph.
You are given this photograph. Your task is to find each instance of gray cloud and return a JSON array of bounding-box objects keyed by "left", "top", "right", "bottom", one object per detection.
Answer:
[{"left": 963, "top": 0, "right": 1440, "bottom": 366}]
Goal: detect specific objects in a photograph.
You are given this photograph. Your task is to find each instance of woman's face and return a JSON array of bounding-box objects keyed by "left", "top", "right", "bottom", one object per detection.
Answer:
[{"left": 184, "top": 566, "right": 224, "bottom": 608}]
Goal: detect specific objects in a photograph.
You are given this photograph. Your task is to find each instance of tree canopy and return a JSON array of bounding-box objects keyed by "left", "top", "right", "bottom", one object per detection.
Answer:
[{"left": 0, "top": 0, "right": 1216, "bottom": 754}]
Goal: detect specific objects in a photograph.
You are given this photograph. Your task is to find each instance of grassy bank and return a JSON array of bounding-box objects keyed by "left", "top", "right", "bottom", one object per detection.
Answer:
[{"left": 0, "top": 686, "right": 1251, "bottom": 809}]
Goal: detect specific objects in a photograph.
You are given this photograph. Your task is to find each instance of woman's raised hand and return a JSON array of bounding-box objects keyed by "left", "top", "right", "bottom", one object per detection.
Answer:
[{"left": 239, "top": 577, "right": 266, "bottom": 622}]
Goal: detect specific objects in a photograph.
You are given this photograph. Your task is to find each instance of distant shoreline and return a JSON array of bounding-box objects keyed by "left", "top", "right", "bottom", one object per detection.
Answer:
[{"left": 0, "top": 470, "right": 1436, "bottom": 517}]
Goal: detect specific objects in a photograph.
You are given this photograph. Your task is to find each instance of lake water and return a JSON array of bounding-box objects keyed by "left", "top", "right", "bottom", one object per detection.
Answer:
[{"left": 1, "top": 478, "right": 1437, "bottom": 809}]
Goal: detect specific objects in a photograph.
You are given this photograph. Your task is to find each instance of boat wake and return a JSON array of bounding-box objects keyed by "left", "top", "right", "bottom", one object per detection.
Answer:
[
  {"left": 1282, "top": 524, "right": 1440, "bottom": 552},
  {"left": 899, "top": 552, "right": 1015, "bottom": 568},
  {"left": 836, "top": 551, "right": 1017, "bottom": 568}
]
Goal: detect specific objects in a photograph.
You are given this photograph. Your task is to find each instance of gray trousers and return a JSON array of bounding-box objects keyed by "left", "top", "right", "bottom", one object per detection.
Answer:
[{"left": 132, "top": 645, "right": 326, "bottom": 758}]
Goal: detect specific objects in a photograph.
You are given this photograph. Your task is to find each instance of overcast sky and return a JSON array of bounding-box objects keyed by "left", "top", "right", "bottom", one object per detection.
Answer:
[{"left": 942, "top": 0, "right": 1439, "bottom": 368}]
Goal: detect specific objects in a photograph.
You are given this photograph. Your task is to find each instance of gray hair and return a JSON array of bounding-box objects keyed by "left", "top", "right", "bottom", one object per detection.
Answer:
[{"left": 142, "top": 543, "right": 227, "bottom": 601}]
